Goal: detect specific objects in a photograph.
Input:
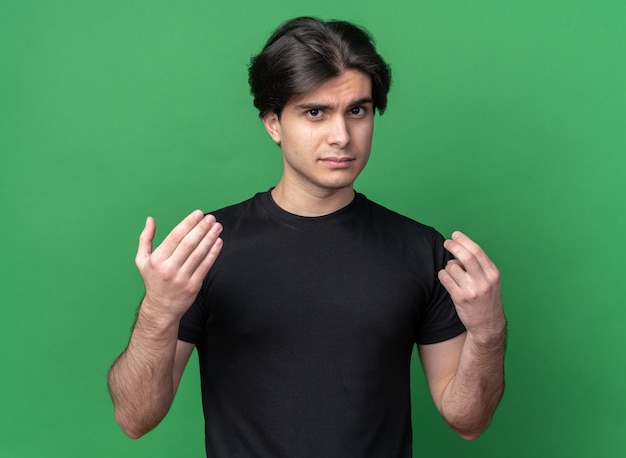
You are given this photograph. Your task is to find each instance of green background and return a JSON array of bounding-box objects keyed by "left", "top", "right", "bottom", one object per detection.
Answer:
[{"left": 1, "top": 0, "right": 625, "bottom": 456}]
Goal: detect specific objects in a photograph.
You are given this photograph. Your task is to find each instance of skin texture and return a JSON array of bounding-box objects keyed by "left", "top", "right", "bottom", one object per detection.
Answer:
[
  {"left": 108, "top": 69, "right": 506, "bottom": 441},
  {"left": 107, "top": 211, "right": 222, "bottom": 438},
  {"left": 420, "top": 231, "right": 506, "bottom": 439},
  {"left": 262, "top": 70, "right": 374, "bottom": 216}
]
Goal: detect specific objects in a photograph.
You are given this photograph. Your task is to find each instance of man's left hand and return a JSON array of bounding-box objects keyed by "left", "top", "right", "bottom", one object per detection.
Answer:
[{"left": 438, "top": 231, "right": 506, "bottom": 340}]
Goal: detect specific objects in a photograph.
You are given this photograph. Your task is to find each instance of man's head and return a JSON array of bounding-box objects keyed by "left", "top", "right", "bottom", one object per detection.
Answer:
[{"left": 248, "top": 17, "right": 391, "bottom": 118}]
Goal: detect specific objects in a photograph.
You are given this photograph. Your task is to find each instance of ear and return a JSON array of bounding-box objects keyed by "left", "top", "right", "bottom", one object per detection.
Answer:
[{"left": 261, "top": 112, "right": 281, "bottom": 144}]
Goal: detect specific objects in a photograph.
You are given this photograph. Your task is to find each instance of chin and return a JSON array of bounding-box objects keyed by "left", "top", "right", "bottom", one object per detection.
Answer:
[
  {"left": 322, "top": 170, "right": 363, "bottom": 188},
  {"left": 320, "top": 180, "right": 358, "bottom": 192}
]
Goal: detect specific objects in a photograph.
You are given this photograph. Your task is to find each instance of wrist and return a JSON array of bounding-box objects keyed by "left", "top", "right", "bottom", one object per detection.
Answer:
[
  {"left": 466, "top": 316, "right": 507, "bottom": 347},
  {"left": 140, "top": 295, "right": 186, "bottom": 323},
  {"left": 133, "top": 297, "right": 182, "bottom": 339}
]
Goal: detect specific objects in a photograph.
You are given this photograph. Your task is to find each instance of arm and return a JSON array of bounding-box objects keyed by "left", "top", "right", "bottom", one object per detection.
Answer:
[
  {"left": 419, "top": 231, "right": 506, "bottom": 440},
  {"left": 107, "top": 210, "right": 223, "bottom": 439}
]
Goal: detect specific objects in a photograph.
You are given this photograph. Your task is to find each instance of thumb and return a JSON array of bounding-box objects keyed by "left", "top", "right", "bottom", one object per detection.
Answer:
[{"left": 135, "top": 216, "right": 156, "bottom": 266}]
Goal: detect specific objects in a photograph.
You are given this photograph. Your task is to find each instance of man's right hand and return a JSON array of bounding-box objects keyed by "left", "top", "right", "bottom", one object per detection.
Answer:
[{"left": 135, "top": 210, "right": 223, "bottom": 321}]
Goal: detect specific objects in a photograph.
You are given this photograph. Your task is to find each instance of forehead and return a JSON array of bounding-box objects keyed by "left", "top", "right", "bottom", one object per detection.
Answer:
[{"left": 288, "top": 70, "right": 372, "bottom": 107}]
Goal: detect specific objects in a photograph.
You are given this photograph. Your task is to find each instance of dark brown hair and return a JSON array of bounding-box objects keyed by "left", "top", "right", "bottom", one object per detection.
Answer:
[{"left": 248, "top": 17, "right": 392, "bottom": 117}]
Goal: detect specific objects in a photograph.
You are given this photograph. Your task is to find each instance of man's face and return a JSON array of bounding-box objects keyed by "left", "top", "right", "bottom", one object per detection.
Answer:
[{"left": 262, "top": 70, "right": 374, "bottom": 196}]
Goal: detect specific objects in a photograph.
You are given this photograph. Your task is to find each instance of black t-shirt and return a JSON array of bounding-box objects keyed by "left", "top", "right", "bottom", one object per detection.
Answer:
[{"left": 179, "top": 190, "right": 465, "bottom": 457}]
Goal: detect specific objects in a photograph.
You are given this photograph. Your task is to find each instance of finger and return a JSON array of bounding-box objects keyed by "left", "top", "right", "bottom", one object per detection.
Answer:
[
  {"left": 153, "top": 210, "right": 206, "bottom": 260},
  {"left": 450, "top": 231, "right": 497, "bottom": 272},
  {"left": 444, "top": 233, "right": 492, "bottom": 278},
  {"left": 444, "top": 259, "right": 466, "bottom": 278},
  {"left": 438, "top": 268, "right": 461, "bottom": 299},
  {"left": 440, "top": 259, "right": 470, "bottom": 290},
  {"left": 135, "top": 216, "right": 156, "bottom": 267},
  {"left": 166, "top": 214, "right": 219, "bottom": 267},
  {"left": 443, "top": 238, "right": 483, "bottom": 278},
  {"left": 189, "top": 236, "right": 224, "bottom": 285},
  {"left": 179, "top": 220, "right": 223, "bottom": 276}
]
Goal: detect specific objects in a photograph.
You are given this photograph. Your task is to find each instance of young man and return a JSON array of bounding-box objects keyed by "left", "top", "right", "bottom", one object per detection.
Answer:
[{"left": 108, "top": 17, "right": 506, "bottom": 457}]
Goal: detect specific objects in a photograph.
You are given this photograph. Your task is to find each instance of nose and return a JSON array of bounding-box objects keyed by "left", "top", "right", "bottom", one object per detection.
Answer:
[{"left": 327, "top": 115, "right": 350, "bottom": 149}]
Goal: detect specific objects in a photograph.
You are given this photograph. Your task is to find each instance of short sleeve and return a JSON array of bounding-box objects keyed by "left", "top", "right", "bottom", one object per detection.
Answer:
[
  {"left": 415, "top": 230, "right": 466, "bottom": 345},
  {"left": 178, "top": 277, "right": 211, "bottom": 344}
]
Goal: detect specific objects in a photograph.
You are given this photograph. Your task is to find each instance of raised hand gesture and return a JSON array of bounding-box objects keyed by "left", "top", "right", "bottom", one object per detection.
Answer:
[
  {"left": 135, "top": 210, "right": 223, "bottom": 321},
  {"left": 438, "top": 231, "right": 505, "bottom": 340}
]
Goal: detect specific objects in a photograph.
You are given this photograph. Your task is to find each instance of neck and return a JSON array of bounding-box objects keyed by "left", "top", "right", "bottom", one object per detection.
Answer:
[{"left": 271, "top": 180, "right": 355, "bottom": 217}]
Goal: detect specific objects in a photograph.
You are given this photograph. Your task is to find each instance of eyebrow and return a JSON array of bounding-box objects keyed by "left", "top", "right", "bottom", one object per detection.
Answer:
[{"left": 294, "top": 97, "right": 374, "bottom": 111}]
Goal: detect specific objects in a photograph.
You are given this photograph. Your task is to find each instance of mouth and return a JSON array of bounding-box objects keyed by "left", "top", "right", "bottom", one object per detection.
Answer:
[{"left": 320, "top": 156, "right": 355, "bottom": 169}]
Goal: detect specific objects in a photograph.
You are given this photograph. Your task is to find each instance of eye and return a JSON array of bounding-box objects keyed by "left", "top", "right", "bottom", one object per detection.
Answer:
[
  {"left": 350, "top": 106, "right": 366, "bottom": 116},
  {"left": 307, "top": 108, "right": 322, "bottom": 118}
]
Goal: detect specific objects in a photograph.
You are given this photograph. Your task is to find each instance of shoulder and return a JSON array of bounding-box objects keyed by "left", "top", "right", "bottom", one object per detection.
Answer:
[
  {"left": 358, "top": 194, "right": 443, "bottom": 242},
  {"left": 204, "top": 191, "right": 278, "bottom": 242},
  {"left": 208, "top": 191, "right": 268, "bottom": 221}
]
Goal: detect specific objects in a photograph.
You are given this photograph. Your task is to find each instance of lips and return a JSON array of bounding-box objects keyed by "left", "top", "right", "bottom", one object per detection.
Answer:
[
  {"left": 320, "top": 156, "right": 355, "bottom": 169},
  {"left": 323, "top": 156, "right": 353, "bottom": 162}
]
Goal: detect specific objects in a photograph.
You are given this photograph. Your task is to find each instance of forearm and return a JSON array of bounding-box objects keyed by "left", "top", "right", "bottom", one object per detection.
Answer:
[
  {"left": 107, "top": 302, "right": 180, "bottom": 439},
  {"left": 440, "top": 326, "right": 506, "bottom": 440}
]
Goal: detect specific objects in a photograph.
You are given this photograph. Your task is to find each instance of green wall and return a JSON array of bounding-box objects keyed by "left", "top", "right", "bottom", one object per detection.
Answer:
[{"left": 1, "top": 1, "right": 624, "bottom": 456}]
